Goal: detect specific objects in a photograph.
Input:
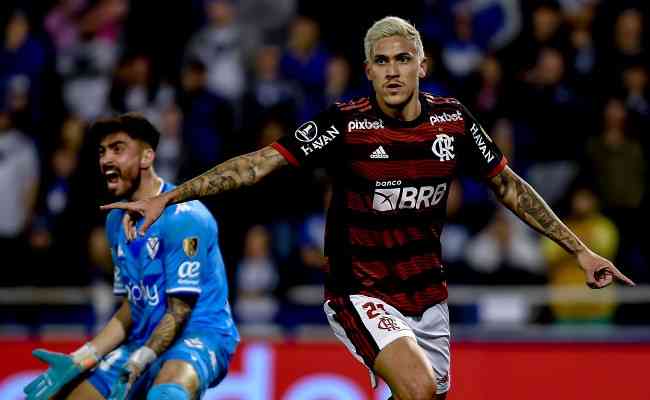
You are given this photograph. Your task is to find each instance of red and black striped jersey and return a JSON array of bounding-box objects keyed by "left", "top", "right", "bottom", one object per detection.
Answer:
[{"left": 272, "top": 93, "right": 507, "bottom": 316}]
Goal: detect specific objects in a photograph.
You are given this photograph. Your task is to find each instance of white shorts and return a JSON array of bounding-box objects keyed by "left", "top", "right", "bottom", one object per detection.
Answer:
[{"left": 324, "top": 294, "right": 451, "bottom": 394}]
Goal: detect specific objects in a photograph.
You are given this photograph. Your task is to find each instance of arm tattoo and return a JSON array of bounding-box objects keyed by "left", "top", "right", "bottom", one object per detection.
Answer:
[
  {"left": 168, "top": 146, "right": 287, "bottom": 204},
  {"left": 145, "top": 296, "right": 194, "bottom": 355},
  {"left": 489, "top": 167, "right": 585, "bottom": 254}
]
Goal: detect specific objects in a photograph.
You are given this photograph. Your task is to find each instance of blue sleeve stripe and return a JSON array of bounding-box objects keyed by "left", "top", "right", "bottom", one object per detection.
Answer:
[{"left": 167, "top": 287, "right": 202, "bottom": 294}]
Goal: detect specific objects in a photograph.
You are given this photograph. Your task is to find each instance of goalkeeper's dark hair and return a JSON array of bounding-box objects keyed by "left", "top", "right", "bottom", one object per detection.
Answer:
[{"left": 89, "top": 112, "right": 160, "bottom": 150}]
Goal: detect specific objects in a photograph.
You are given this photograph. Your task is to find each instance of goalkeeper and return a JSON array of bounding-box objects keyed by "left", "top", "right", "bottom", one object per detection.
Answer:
[{"left": 23, "top": 114, "right": 239, "bottom": 400}]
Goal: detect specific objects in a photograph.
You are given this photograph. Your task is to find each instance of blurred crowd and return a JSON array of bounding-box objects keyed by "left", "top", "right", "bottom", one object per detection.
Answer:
[{"left": 0, "top": 0, "right": 648, "bottom": 333}]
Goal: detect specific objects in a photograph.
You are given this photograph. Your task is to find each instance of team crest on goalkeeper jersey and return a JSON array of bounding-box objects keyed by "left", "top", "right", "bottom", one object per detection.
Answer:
[
  {"left": 146, "top": 237, "right": 159, "bottom": 259},
  {"left": 370, "top": 146, "right": 389, "bottom": 159},
  {"left": 183, "top": 237, "right": 199, "bottom": 257}
]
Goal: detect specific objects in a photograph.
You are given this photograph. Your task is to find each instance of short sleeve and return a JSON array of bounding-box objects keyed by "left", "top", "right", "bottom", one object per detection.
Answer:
[
  {"left": 272, "top": 105, "right": 345, "bottom": 170},
  {"left": 113, "top": 259, "right": 126, "bottom": 295},
  {"left": 106, "top": 211, "right": 126, "bottom": 296},
  {"left": 162, "top": 205, "right": 208, "bottom": 296},
  {"left": 459, "top": 104, "right": 507, "bottom": 179}
]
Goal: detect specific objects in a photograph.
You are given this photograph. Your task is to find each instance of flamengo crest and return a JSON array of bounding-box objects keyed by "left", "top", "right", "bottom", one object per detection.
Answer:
[{"left": 431, "top": 134, "right": 455, "bottom": 161}]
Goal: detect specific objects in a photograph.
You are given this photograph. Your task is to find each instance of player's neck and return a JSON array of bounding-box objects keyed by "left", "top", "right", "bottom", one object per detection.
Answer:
[
  {"left": 130, "top": 171, "right": 164, "bottom": 201},
  {"left": 375, "top": 92, "right": 422, "bottom": 122}
]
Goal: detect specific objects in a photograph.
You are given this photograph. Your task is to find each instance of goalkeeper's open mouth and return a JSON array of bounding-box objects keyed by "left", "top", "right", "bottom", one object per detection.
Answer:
[{"left": 104, "top": 168, "right": 121, "bottom": 189}]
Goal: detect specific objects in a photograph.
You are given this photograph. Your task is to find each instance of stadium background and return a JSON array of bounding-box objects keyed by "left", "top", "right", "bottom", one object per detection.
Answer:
[{"left": 0, "top": 0, "right": 648, "bottom": 399}]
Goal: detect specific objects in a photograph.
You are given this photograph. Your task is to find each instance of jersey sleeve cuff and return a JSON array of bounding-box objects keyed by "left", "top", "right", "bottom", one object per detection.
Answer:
[
  {"left": 166, "top": 287, "right": 202, "bottom": 295},
  {"left": 271, "top": 142, "right": 300, "bottom": 167},
  {"left": 486, "top": 156, "right": 508, "bottom": 178}
]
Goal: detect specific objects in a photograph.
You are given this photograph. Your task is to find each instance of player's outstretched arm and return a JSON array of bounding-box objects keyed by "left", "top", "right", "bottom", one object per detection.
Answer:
[
  {"left": 487, "top": 166, "right": 635, "bottom": 289},
  {"left": 89, "top": 298, "right": 132, "bottom": 356},
  {"left": 101, "top": 145, "right": 288, "bottom": 236},
  {"left": 24, "top": 300, "right": 132, "bottom": 400},
  {"left": 110, "top": 295, "right": 195, "bottom": 398}
]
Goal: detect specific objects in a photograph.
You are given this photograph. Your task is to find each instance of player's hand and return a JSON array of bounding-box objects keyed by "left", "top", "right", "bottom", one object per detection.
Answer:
[
  {"left": 108, "top": 363, "right": 141, "bottom": 400},
  {"left": 23, "top": 349, "right": 84, "bottom": 400},
  {"left": 107, "top": 369, "right": 130, "bottom": 400},
  {"left": 100, "top": 194, "right": 169, "bottom": 239},
  {"left": 577, "top": 249, "right": 635, "bottom": 289}
]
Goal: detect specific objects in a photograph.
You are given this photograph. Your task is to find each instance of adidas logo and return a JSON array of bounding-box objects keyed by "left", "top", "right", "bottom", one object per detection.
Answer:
[{"left": 370, "top": 146, "right": 389, "bottom": 159}]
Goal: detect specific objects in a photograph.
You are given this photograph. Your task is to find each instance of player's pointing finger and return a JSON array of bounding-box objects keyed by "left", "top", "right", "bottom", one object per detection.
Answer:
[
  {"left": 138, "top": 216, "right": 155, "bottom": 236},
  {"left": 100, "top": 202, "right": 133, "bottom": 211},
  {"left": 614, "top": 268, "right": 636, "bottom": 286}
]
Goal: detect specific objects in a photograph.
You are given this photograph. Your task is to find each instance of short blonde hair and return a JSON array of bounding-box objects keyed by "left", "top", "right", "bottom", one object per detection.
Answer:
[{"left": 364, "top": 16, "right": 425, "bottom": 62}]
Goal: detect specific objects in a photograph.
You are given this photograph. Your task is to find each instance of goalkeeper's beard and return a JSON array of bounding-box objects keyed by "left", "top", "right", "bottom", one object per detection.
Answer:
[{"left": 110, "top": 173, "right": 142, "bottom": 200}]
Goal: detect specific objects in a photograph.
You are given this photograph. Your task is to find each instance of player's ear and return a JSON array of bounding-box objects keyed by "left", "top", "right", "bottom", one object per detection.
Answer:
[
  {"left": 140, "top": 147, "right": 155, "bottom": 168},
  {"left": 365, "top": 61, "right": 373, "bottom": 81},
  {"left": 418, "top": 56, "right": 427, "bottom": 79}
]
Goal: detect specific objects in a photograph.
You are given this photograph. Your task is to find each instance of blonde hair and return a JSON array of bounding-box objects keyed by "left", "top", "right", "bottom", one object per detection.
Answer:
[{"left": 364, "top": 16, "right": 424, "bottom": 62}]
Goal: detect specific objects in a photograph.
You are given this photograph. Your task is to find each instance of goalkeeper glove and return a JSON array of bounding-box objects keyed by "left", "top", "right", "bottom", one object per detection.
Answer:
[{"left": 23, "top": 343, "right": 98, "bottom": 400}]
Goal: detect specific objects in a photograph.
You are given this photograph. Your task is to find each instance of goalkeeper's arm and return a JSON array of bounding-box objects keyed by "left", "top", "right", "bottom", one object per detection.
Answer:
[
  {"left": 24, "top": 299, "right": 133, "bottom": 400},
  {"left": 84, "top": 298, "right": 133, "bottom": 366}
]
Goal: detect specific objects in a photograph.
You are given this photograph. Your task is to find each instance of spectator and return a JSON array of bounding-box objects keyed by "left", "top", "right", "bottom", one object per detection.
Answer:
[
  {"left": 235, "top": 225, "right": 280, "bottom": 330},
  {"left": 465, "top": 209, "right": 545, "bottom": 285},
  {"left": 515, "top": 48, "right": 582, "bottom": 205},
  {"left": 242, "top": 45, "right": 298, "bottom": 136},
  {"left": 280, "top": 16, "right": 330, "bottom": 120},
  {"left": 565, "top": 7, "right": 598, "bottom": 96},
  {"left": 87, "top": 225, "right": 114, "bottom": 329},
  {"left": 0, "top": 108, "right": 39, "bottom": 285},
  {"left": 441, "top": 6, "right": 483, "bottom": 83},
  {"left": 0, "top": 10, "right": 49, "bottom": 131},
  {"left": 462, "top": 54, "right": 507, "bottom": 126},
  {"left": 500, "top": 2, "right": 569, "bottom": 76},
  {"left": 45, "top": 0, "right": 85, "bottom": 48},
  {"left": 176, "top": 59, "right": 233, "bottom": 178},
  {"left": 155, "top": 103, "right": 184, "bottom": 183},
  {"left": 542, "top": 186, "right": 618, "bottom": 324},
  {"left": 600, "top": 8, "right": 647, "bottom": 89},
  {"left": 185, "top": 0, "right": 253, "bottom": 102},
  {"left": 108, "top": 54, "right": 172, "bottom": 120},
  {"left": 324, "top": 55, "right": 356, "bottom": 105},
  {"left": 59, "top": 0, "right": 127, "bottom": 121},
  {"left": 30, "top": 142, "right": 87, "bottom": 285},
  {"left": 585, "top": 97, "right": 646, "bottom": 280},
  {"left": 586, "top": 98, "right": 645, "bottom": 215},
  {"left": 621, "top": 64, "right": 650, "bottom": 125},
  {"left": 59, "top": 114, "right": 86, "bottom": 153}
]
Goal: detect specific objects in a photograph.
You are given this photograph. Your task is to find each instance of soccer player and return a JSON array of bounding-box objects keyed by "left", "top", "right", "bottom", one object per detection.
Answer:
[
  {"left": 24, "top": 113, "right": 239, "bottom": 400},
  {"left": 102, "top": 17, "right": 635, "bottom": 400}
]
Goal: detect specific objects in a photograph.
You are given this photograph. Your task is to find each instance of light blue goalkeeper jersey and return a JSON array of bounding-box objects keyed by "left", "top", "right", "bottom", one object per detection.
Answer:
[{"left": 105, "top": 181, "right": 239, "bottom": 346}]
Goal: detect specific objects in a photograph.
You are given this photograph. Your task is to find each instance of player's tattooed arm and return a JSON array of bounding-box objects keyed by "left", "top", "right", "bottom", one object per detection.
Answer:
[
  {"left": 145, "top": 295, "right": 196, "bottom": 355},
  {"left": 488, "top": 166, "right": 585, "bottom": 254},
  {"left": 101, "top": 146, "right": 288, "bottom": 237},
  {"left": 167, "top": 146, "right": 288, "bottom": 204}
]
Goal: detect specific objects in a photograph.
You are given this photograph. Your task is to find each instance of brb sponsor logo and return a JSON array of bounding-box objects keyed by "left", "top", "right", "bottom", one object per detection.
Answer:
[
  {"left": 125, "top": 281, "right": 160, "bottom": 306},
  {"left": 298, "top": 123, "right": 341, "bottom": 156},
  {"left": 347, "top": 118, "right": 384, "bottom": 132},
  {"left": 372, "top": 181, "right": 447, "bottom": 212},
  {"left": 429, "top": 110, "right": 463, "bottom": 125}
]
